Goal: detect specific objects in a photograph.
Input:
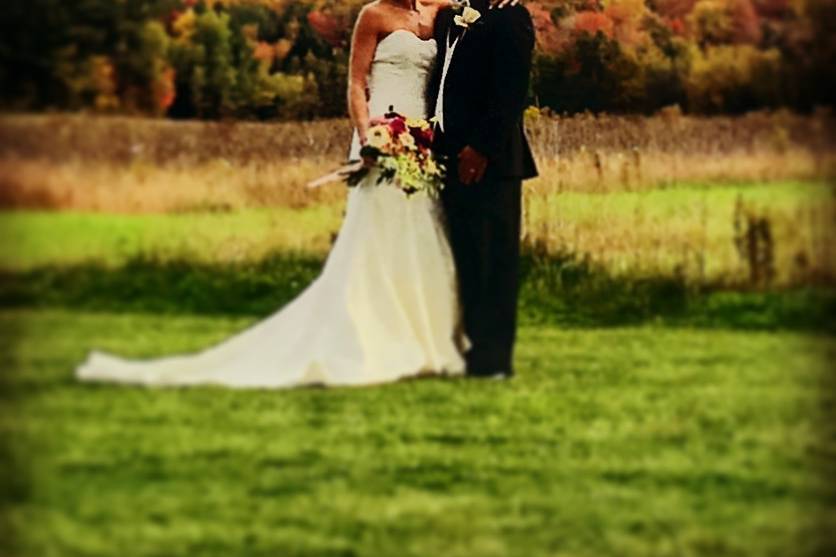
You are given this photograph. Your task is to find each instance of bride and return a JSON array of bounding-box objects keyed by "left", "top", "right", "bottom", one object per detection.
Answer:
[{"left": 77, "top": 0, "right": 472, "bottom": 389}]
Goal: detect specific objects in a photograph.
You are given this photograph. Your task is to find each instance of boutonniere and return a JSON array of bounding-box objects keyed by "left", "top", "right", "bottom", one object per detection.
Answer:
[{"left": 452, "top": 0, "right": 482, "bottom": 29}]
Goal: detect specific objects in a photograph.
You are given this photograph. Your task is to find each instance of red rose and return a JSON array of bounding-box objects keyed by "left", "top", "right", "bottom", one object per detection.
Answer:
[
  {"left": 413, "top": 126, "right": 433, "bottom": 148},
  {"left": 388, "top": 117, "right": 407, "bottom": 138}
]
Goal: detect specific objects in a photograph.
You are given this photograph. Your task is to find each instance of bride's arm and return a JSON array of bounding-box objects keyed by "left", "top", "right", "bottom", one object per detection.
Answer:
[
  {"left": 348, "top": 7, "right": 379, "bottom": 144},
  {"left": 418, "top": 0, "right": 457, "bottom": 19},
  {"left": 418, "top": 0, "right": 456, "bottom": 8}
]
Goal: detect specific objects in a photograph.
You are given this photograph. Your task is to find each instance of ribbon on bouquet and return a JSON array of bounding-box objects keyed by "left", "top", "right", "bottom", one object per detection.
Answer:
[{"left": 306, "top": 160, "right": 366, "bottom": 189}]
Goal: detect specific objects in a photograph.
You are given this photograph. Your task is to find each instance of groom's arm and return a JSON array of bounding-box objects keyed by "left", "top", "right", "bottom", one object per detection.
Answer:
[{"left": 465, "top": 6, "right": 535, "bottom": 162}]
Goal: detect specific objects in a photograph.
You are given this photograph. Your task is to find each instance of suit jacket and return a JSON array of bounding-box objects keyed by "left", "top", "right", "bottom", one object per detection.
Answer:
[{"left": 428, "top": 0, "right": 538, "bottom": 182}]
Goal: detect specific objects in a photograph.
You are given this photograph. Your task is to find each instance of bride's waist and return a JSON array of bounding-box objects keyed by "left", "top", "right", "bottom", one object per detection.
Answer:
[{"left": 368, "top": 90, "right": 427, "bottom": 119}]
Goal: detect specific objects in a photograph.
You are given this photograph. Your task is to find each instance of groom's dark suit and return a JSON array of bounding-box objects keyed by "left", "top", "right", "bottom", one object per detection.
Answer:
[{"left": 428, "top": 0, "right": 538, "bottom": 376}]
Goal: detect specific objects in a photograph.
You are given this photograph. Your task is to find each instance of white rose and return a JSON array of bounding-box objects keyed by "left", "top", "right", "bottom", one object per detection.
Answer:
[
  {"left": 366, "top": 125, "right": 391, "bottom": 150},
  {"left": 400, "top": 132, "right": 416, "bottom": 151}
]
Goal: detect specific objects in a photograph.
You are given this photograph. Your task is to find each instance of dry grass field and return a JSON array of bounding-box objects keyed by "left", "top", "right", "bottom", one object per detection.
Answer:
[
  {"left": 1, "top": 110, "right": 833, "bottom": 209},
  {"left": 1, "top": 111, "right": 834, "bottom": 287}
]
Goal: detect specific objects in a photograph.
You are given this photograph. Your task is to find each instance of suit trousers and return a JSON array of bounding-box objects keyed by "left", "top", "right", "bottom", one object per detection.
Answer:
[{"left": 441, "top": 178, "right": 522, "bottom": 375}]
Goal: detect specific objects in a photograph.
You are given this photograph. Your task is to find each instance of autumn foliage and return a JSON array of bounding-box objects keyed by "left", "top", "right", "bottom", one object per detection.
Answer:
[{"left": 0, "top": 0, "right": 832, "bottom": 118}]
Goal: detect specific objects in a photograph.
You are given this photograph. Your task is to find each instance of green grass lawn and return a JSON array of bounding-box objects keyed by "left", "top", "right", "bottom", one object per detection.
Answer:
[
  {"left": 0, "top": 205, "right": 344, "bottom": 270},
  {"left": 1, "top": 180, "right": 832, "bottom": 285},
  {"left": 1, "top": 309, "right": 834, "bottom": 557},
  {"left": 1, "top": 195, "right": 834, "bottom": 557}
]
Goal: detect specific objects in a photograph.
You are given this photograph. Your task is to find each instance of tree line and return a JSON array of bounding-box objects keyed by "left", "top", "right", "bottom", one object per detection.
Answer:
[{"left": 0, "top": 0, "right": 832, "bottom": 119}]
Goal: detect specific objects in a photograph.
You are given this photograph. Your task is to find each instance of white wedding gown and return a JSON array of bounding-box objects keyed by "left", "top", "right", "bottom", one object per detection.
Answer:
[{"left": 76, "top": 30, "right": 466, "bottom": 388}]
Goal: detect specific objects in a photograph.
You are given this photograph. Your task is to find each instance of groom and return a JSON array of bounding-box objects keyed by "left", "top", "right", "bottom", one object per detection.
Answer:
[{"left": 428, "top": 0, "right": 538, "bottom": 379}]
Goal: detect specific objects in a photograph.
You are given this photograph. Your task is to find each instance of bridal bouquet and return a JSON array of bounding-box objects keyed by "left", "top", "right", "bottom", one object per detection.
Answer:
[{"left": 308, "top": 108, "right": 446, "bottom": 197}]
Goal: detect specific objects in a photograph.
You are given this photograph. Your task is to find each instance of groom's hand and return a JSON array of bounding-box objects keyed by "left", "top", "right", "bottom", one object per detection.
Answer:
[{"left": 458, "top": 146, "right": 488, "bottom": 185}]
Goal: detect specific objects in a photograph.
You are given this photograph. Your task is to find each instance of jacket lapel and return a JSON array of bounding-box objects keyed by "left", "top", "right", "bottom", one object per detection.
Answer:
[{"left": 449, "top": 17, "right": 465, "bottom": 45}]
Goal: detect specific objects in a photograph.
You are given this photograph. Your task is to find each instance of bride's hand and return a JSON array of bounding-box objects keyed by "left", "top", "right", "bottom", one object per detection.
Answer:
[{"left": 489, "top": 0, "right": 521, "bottom": 8}]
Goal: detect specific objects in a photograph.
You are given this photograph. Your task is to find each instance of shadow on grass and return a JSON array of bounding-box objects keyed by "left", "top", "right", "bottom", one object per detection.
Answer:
[
  {"left": 519, "top": 252, "right": 836, "bottom": 333},
  {"left": 0, "top": 251, "right": 834, "bottom": 333}
]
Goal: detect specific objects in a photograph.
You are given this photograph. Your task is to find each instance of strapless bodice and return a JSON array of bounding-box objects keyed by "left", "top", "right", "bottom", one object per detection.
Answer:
[
  {"left": 350, "top": 30, "right": 437, "bottom": 159},
  {"left": 368, "top": 29, "right": 437, "bottom": 118}
]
